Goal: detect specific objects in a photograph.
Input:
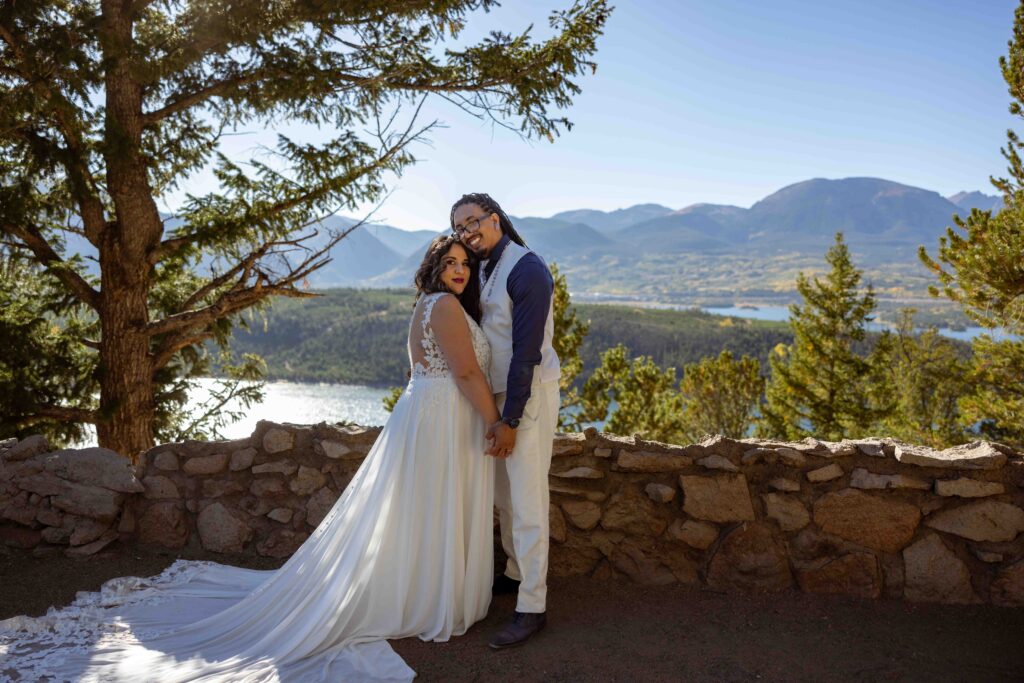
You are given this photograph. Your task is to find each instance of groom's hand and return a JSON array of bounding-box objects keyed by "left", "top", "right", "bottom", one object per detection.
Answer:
[{"left": 486, "top": 421, "right": 516, "bottom": 458}]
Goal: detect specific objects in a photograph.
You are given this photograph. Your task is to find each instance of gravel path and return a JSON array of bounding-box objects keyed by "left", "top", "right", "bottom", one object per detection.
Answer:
[{"left": 3, "top": 546, "right": 1023, "bottom": 682}]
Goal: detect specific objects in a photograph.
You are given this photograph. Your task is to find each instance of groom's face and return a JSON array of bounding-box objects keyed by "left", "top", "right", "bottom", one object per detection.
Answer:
[{"left": 453, "top": 203, "right": 502, "bottom": 258}]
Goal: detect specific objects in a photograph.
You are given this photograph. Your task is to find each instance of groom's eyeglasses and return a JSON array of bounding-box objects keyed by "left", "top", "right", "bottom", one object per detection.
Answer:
[{"left": 453, "top": 213, "right": 493, "bottom": 237}]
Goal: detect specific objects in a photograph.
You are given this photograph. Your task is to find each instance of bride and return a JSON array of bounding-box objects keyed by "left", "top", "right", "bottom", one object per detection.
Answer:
[{"left": 0, "top": 235, "right": 502, "bottom": 682}]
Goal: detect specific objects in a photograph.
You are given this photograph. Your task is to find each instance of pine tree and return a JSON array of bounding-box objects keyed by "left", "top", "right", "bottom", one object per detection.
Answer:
[
  {"left": 550, "top": 263, "right": 590, "bottom": 429},
  {"left": 678, "top": 350, "right": 763, "bottom": 442},
  {"left": 870, "top": 310, "right": 967, "bottom": 448},
  {"left": 575, "top": 345, "right": 687, "bottom": 442},
  {"left": 0, "top": 1, "right": 610, "bottom": 457},
  {"left": 918, "top": 3, "right": 1024, "bottom": 447},
  {"left": 760, "top": 232, "right": 883, "bottom": 441}
]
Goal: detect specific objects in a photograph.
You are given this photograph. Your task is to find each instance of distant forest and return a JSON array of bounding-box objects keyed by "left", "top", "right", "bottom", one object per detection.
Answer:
[{"left": 223, "top": 288, "right": 798, "bottom": 386}]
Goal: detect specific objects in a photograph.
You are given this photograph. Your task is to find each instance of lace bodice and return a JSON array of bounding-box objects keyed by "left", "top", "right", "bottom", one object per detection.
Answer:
[{"left": 409, "top": 292, "right": 490, "bottom": 380}]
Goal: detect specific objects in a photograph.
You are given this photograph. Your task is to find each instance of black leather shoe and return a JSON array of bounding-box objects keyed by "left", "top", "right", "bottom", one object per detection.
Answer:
[
  {"left": 488, "top": 611, "right": 546, "bottom": 649},
  {"left": 491, "top": 574, "right": 520, "bottom": 596}
]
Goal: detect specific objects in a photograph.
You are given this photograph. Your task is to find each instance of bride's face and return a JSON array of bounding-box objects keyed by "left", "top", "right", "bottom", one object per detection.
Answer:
[{"left": 439, "top": 243, "right": 472, "bottom": 295}]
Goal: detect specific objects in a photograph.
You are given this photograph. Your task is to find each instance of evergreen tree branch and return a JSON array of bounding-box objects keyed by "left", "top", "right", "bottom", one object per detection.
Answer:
[{"left": 1, "top": 220, "right": 100, "bottom": 310}]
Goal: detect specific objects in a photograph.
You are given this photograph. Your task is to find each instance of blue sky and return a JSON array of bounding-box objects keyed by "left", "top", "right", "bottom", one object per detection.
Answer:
[{"left": 168, "top": 1, "right": 1021, "bottom": 231}]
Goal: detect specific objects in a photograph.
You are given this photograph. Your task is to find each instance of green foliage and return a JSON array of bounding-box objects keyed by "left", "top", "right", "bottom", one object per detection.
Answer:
[
  {"left": 917, "top": 3, "right": 1024, "bottom": 447},
  {"left": 0, "top": 258, "right": 97, "bottom": 446},
  {"left": 760, "top": 233, "right": 885, "bottom": 441},
  {"left": 0, "top": 0, "right": 610, "bottom": 452},
  {"left": 870, "top": 310, "right": 968, "bottom": 448},
  {"left": 382, "top": 386, "right": 405, "bottom": 414},
  {"left": 550, "top": 263, "right": 591, "bottom": 428},
  {"left": 678, "top": 351, "right": 764, "bottom": 442},
  {"left": 573, "top": 345, "right": 687, "bottom": 442}
]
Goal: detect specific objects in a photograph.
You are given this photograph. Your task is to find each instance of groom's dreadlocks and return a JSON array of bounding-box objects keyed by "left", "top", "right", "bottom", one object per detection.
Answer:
[{"left": 449, "top": 193, "right": 528, "bottom": 248}]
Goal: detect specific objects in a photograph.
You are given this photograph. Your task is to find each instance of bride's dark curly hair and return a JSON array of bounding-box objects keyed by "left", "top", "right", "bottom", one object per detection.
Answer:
[{"left": 414, "top": 234, "right": 482, "bottom": 324}]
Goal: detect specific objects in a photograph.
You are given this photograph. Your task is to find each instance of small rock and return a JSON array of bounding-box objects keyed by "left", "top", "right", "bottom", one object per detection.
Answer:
[
  {"left": 549, "top": 483, "right": 607, "bottom": 502},
  {"left": 806, "top": 464, "right": 844, "bottom": 482},
  {"left": 560, "top": 500, "right": 602, "bottom": 530},
  {"left": 267, "top": 507, "right": 294, "bottom": 524},
  {"left": 153, "top": 451, "right": 179, "bottom": 471},
  {"left": 697, "top": 455, "right": 738, "bottom": 472},
  {"left": 680, "top": 474, "right": 755, "bottom": 523},
  {"left": 762, "top": 493, "right": 810, "bottom": 531},
  {"left": 850, "top": 468, "right": 930, "bottom": 491},
  {"left": 972, "top": 549, "right": 1004, "bottom": 563},
  {"left": 43, "top": 448, "right": 145, "bottom": 493},
  {"left": 925, "top": 500, "right": 1024, "bottom": 542},
  {"left": 593, "top": 447, "right": 613, "bottom": 458},
  {"left": 252, "top": 461, "right": 299, "bottom": 476},
  {"left": 35, "top": 507, "right": 63, "bottom": 527},
  {"left": 551, "top": 466, "right": 604, "bottom": 480},
  {"left": 896, "top": 441, "right": 1006, "bottom": 470},
  {"left": 289, "top": 465, "right": 327, "bottom": 496},
  {"left": 263, "top": 428, "right": 295, "bottom": 454},
  {"left": 305, "top": 486, "right": 339, "bottom": 528},
  {"left": 250, "top": 478, "right": 287, "bottom": 498},
  {"left": 665, "top": 519, "right": 718, "bottom": 549},
  {"left": 41, "top": 526, "right": 72, "bottom": 544},
  {"left": 4, "top": 435, "right": 50, "bottom": 462},
  {"left": 137, "top": 502, "right": 188, "bottom": 548},
  {"left": 855, "top": 440, "right": 887, "bottom": 457},
  {"left": 552, "top": 433, "right": 586, "bottom": 457},
  {"left": 768, "top": 478, "right": 800, "bottom": 492},
  {"left": 319, "top": 440, "right": 354, "bottom": 460},
  {"left": 69, "top": 518, "right": 111, "bottom": 546},
  {"left": 742, "top": 447, "right": 806, "bottom": 466},
  {"left": 201, "top": 479, "right": 245, "bottom": 498},
  {"left": 934, "top": 478, "right": 1005, "bottom": 498},
  {"left": 229, "top": 448, "right": 257, "bottom": 471},
  {"left": 182, "top": 452, "right": 228, "bottom": 476},
  {"left": 617, "top": 450, "right": 692, "bottom": 472},
  {"left": 197, "top": 502, "right": 252, "bottom": 553},
  {"left": 903, "top": 534, "right": 978, "bottom": 604},
  {"left": 65, "top": 530, "right": 118, "bottom": 557},
  {"left": 708, "top": 522, "right": 792, "bottom": 591},
  {"left": 142, "top": 475, "right": 180, "bottom": 499},
  {"left": 813, "top": 489, "right": 920, "bottom": 553},
  {"left": 644, "top": 483, "right": 676, "bottom": 503},
  {"left": 549, "top": 504, "right": 567, "bottom": 543}
]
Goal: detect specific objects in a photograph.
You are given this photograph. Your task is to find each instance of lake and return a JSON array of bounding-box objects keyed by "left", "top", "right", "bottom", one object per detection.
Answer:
[{"left": 698, "top": 305, "right": 1007, "bottom": 341}]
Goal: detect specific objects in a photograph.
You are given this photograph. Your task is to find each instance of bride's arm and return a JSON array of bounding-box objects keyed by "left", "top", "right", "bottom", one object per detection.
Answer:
[{"left": 431, "top": 294, "right": 501, "bottom": 426}]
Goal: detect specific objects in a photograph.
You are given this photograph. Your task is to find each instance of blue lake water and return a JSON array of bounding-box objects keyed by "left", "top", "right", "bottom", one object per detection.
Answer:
[{"left": 699, "top": 305, "right": 1007, "bottom": 341}]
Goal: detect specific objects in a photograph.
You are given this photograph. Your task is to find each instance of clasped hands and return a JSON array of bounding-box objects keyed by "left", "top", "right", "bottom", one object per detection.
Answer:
[{"left": 485, "top": 421, "right": 516, "bottom": 458}]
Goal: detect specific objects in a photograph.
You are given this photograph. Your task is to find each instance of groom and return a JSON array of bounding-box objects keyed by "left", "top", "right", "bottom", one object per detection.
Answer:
[{"left": 451, "top": 193, "right": 561, "bottom": 650}]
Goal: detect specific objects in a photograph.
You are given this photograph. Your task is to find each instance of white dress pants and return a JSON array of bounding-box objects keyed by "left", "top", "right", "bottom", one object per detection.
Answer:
[{"left": 494, "top": 379, "right": 560, "bottom": 614}]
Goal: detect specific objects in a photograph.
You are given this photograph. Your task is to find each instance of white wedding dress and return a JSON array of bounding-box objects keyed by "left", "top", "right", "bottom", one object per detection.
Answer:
[{"left": 0, "top": 291, "right": 494, "bottom": 682}]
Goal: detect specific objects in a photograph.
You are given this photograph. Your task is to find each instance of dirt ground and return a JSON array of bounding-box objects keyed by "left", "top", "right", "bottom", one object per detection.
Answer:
[{"left": 2, "top": 545, "right": 1023, "bottom": 683}]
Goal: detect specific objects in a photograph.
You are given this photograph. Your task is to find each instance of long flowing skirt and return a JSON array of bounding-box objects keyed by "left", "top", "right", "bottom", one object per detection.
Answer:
[{"left": 0, "top": 376, "right": 494, "bottom": 682}]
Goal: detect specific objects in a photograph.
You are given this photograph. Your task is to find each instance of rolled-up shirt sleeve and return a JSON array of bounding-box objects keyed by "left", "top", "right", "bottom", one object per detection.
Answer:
[{"left": 502, "top": 254, "right": 553, "bottom": 421}]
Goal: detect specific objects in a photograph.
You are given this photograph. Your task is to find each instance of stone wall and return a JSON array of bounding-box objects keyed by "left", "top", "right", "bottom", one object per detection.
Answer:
[{"left": 2, "top": 424, "right": 1023, "bottom": 606}]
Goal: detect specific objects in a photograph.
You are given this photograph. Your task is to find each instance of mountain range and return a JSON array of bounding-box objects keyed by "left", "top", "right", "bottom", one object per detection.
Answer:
[
  {"left": 54, "top": 177, "right": 1004, "bottom": 299},
  {"left": 341, "top": 178, "right": 1003, "bottom": 289}
]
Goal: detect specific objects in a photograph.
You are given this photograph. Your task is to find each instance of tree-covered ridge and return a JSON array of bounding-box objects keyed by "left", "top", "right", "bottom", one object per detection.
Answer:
[{"left": 223, "top": 288, "right": 796, "bottom": 387}]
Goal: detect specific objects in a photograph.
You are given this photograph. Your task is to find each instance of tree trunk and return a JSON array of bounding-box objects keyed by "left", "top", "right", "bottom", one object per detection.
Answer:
[
  {"left": 96, "top": 248, "right": 155, "bottom": 461},
  {"left": 95, "top": 0, "right": 163, "bottom": 460}
]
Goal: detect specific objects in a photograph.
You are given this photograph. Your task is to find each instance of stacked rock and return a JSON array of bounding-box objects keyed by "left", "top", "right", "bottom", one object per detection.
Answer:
[
  {"left": 0, "top": 436, "right": 143, "bottom": 556},
  {"left": 133, "top": 421, "right": 374, "bottom": 558},
  {"left": 545, "top": 431, "right": 1024, "bottom": 607}
]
